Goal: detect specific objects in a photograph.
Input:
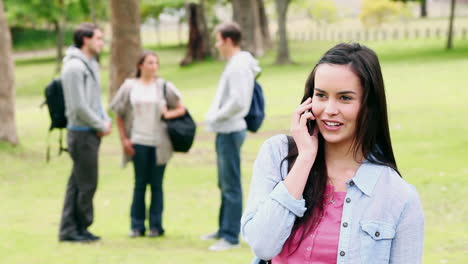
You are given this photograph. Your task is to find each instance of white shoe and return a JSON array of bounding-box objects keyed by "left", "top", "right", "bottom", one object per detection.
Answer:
[
  {"left": 200, "top": 231, "right": 219, "bottom": 241},
  {"left": 208, "top": 238, "right": 240, "bottom": 251}
]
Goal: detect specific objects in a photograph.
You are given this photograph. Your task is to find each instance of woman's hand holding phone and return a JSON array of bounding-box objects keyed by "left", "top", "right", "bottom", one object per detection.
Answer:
[{"left": 290, "top": 97, "right": 319, "bottom": 161}]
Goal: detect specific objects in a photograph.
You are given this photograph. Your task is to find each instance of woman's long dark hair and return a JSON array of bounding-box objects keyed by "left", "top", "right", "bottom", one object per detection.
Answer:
[
  {"left": 135, "top": 50, "right": 159, "bottom": 78},
  {"left": 283, "top": 42, "right": 400, "bottom": 254}
]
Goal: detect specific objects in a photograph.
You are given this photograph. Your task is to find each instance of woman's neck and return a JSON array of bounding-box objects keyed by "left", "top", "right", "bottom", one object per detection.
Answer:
[
  {"left": 139, "top": 74, "right": 156, "bottom": 84},
  {"left": 325, "top": 141, "right": 363, "bottom": 191}
]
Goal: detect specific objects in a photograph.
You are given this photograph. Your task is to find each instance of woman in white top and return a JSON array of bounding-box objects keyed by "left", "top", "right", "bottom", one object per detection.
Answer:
[{"left": 110, "top": 51, "right": 186, "bottom": 237}]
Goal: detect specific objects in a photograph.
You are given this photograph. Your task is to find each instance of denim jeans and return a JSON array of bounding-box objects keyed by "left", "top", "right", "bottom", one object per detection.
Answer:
[
  {"left": 215, "top": 130, "right": 246, "bottom": 244},
  {"left": 131, "top": 144, "right": 166, "bottom": 234}
]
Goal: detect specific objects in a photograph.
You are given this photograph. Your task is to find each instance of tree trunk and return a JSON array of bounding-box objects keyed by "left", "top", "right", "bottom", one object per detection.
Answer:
[
  {"left": 232, "top": 0, "right": 264, "bottom": 56},
  {"left": 0, "top": 0, "right": 18, "bottom": 145},
  {"left": 109, "top": 0, "right": 142, "bottom": 99},
  {"left": 54, "top": 21, "right": 64, "bottom": 73},
  {"left": 180, "top": 2, "right": 211, "bottom": 66},
  {"left": 199, "top": 0, "right": 211, "bottom": 58},
  {"left": 258, "top": 0, "right": 272, "bottom": 49},
  {"left": 420, "top": 0, "right": 427, "bottom": 18},
  {"left": 446, "top": 0, "right": 456, "bottom": 50},
  {"left": 89, "top": 0, "right": 97, "bottom": 24},
  {"left": 275, "top": 0, "right": 293, "bottom": 64},
  {"left": 54, "top": 0, "right": 65, "bottom": 73}
]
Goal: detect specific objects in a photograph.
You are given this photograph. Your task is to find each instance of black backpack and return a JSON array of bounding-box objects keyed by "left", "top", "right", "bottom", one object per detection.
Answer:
[
  {"left": 43, "top": 58, "right": 94, "bottom": 161},
  {"left": 42, "top": 78, "right": 68, "bottom": 161},
  {"left": 162, "top": 82, "right": 197, "bottom": 152},
  {"left": 245, "top": 79, "right": 265, "bottom": 132},
  {"left": 44, "top": 78, "right": 67, "bottom": 130}
]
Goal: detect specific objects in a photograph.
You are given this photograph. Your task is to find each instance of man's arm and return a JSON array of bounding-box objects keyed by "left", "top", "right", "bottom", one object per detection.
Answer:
[
  {"left": 213, "top": 69, "right": 253, "bottom": 122},
  {"left": 62, "top": 63, "right": 107, "bottom": 132}
]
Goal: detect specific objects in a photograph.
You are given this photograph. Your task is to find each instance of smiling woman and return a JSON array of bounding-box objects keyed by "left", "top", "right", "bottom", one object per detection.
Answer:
[
  {"left": 312, "top": 64, "right": 362, "bottom": 147},
  {"left": 241, "top": 42, "right": 425, "bottom": 264}
]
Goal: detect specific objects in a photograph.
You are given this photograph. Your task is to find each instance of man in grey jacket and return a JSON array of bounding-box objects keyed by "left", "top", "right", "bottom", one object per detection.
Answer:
[
  {"left": 58, "top": 23, "right": 111, "bottom": 242},
  {"left": 203, "top": 22, "right": 261, "bottom": 251}
]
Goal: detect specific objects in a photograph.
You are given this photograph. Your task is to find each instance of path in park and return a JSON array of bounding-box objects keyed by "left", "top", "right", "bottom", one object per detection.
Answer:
[{"left": 13, "top": 48, "right": 55, "bottom": 60}]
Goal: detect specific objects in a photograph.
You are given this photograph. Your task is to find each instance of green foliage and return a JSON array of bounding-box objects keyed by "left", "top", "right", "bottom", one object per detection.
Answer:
[
  {"left": 140, "top": 0, "right": 185, "bottom": 21},
  {"left": 360, "top": 0, "right": 412, "bottom": 27},
  {"left": 4, "top": 0, "right": 106, "bottom": 27},
  {"left": 297, "top": 0, "right": 339, "bottom": 24},
  {"left": 11, "top": 27, "right": 73, "bottom": 51}
]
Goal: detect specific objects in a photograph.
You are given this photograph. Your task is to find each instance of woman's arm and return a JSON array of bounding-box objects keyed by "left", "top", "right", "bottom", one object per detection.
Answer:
[
  {"left": 116, "top": 116, "right": 134, "bottom": 156},
  {"left": 241, "top": 136, "right": 307, "bottom": 260},
  {"left": 162, "top": 101, "right": 186, "bottom": 119},
  {"left": 242, "top": 98, "right": 319, "bottom": 260}
]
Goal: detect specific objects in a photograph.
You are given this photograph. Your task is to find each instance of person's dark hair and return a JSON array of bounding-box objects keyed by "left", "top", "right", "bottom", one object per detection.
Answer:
[
  {"left": 215, "top": 22, "right": 242, "bottom": 46},
  {"left": 283, "top": 42, "right": 399, "bottom": 254},
  {"left": 73, "top": 23, "right": 99, "bottom": 48},
  {"left": 135, "top": 50, "right": 159, "bottom": 78}
]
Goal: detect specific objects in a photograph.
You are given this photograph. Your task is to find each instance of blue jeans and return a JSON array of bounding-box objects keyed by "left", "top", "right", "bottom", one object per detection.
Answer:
[
  {"left": 131, "top": 144, "right": 166, "bottom": 234},
  {"left": 215, "top": 130, "right": 246, "bottom": 244}
]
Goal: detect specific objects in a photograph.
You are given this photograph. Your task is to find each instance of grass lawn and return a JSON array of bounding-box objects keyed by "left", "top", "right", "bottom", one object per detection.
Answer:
[{"left": 1, "top": 38, "right": 467, "bottom": 263}]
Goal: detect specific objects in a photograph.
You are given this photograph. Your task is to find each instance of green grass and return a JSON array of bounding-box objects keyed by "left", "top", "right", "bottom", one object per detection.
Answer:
[
  {"left": 2, "top": 38, "right": 468, "bottom": 263},
  {"left": 11, "top": 27, "right": 73, "bottom": 52}
]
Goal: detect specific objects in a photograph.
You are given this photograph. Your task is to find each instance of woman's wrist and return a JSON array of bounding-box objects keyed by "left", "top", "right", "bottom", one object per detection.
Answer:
[{"left": 296, "top": 152, "right": 316, "bottom": 164}]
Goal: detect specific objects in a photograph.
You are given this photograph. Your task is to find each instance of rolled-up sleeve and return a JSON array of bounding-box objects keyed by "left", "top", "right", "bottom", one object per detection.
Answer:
[{"left": 241, "top": 135, "right": 306, "bottom": 261}]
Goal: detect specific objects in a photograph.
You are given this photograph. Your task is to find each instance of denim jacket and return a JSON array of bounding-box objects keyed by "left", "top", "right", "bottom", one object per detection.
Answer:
[{"left": 241, "top": 135, "right": 424, "bottom": 264}]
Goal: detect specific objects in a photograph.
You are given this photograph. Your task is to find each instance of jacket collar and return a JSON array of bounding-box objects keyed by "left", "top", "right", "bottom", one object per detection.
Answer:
[{"left": 348, "top": 161, "right": 384, "bottom": 197}]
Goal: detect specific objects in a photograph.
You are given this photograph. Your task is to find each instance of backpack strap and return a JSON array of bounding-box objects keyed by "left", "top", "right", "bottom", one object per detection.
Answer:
[
  {"left": 46, "top": 129, "right": 68, "bottom": 163},
  {"left": 72, "top": 57, "right": 96, "bottom": 81},
  {"left": 286, "top": 135, "right": 297, "bottom": 173},
  {"left": 162, "top": 81, "right": 167, "bottom": 99}
]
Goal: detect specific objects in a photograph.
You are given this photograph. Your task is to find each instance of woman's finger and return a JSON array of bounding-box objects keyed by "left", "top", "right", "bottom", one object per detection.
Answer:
[
  {"left": 293, "top": 103, "right": 314, "bottom": 124},
  {"left": 299, "top": 111, "right": 313, "bottom": 128}
]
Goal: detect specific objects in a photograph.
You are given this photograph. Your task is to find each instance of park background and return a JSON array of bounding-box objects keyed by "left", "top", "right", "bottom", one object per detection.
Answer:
[{"left": 0, "top": 0, "right": 467, "bottom": 263}]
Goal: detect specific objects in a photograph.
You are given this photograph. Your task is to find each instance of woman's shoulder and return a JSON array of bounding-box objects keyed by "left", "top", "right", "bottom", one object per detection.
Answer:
[
  {"left": 120, "top": 78, "right": 138, "bottom": 89},
  {"left": 263, "top": 134, "right": 288, "bottom": 148},
  {"left": 373, "top": 164, "right": 421, "bottom": 204},
  {"left": 258, "top": 134, "right": 289, "bottom": 160}
]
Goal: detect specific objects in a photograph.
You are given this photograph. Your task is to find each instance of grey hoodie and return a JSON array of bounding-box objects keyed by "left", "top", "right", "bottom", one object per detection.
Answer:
[
  {"left": 205, "top": 51, "right": 261, "bottom": 133},
  {"left": 61, "top": 46, "right": 109, "bottom": 132}
]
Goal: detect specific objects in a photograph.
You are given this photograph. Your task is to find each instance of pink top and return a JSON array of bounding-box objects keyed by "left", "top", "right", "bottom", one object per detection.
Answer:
[{"left": 272, "top": 185, "right": 346, "bottom": 264}]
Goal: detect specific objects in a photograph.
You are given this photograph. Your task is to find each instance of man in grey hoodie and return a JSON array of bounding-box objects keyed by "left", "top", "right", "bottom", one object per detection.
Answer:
[
  {"left": 58, "top": 23, "right": 112, "bottom": 242},
  {"left": 203, "top": 22, "right": 261, "bottom": 251}
]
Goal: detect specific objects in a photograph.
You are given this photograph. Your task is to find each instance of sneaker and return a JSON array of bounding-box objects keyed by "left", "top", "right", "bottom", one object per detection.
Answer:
[
  {"left": 129, "top": 229, "right": 145, "bottom": 238},
  {"left": 200, "top": 231, "right": 219, "bottom": 241},
  {"left": 80, "top": 230, "right": 101, "bottom": 241},
  {"left": 208, "top": 238, "right": 240, "bottom": 251},
  {"left": 148, "top": 229, "right": 164, "bottom": 238},
  {"left": 59, "top": 233, "right": 91, "bottom": 243}
]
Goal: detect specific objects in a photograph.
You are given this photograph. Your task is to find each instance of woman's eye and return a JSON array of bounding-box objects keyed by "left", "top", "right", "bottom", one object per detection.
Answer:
[
  {"left": 341, "top": 95, "right": 352, "bottom": 101},
  {"left": 315, "top": 93, "right": 326, "bottom": 98}
]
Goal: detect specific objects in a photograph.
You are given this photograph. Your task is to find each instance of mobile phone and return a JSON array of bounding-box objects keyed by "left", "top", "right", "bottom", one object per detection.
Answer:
[{"left": 306, "top": 110, "right": 315, "bottom": 136}]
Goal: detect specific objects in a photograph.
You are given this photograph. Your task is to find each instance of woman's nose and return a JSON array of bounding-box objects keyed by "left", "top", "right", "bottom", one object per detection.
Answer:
[{"left": 324, "top": 100, "right": 339, "bottom": 115}]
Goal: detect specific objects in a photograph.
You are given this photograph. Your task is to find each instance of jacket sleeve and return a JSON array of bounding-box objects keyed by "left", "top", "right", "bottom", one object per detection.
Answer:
[
  {"left": 109, "top": 80, "right": 131, "bottom": 118},
  {"left": 164, "top": 81, "right": 182, "bottom": 109},
  {"left": 62, "top": 62, "right": 107, "bottom": 132},
  {"left": 213, "top": 69, "right": 252, "bottom": 122},
  {"left": 241, "top": 136, "right": 307, "bottom": 261},
  {"left": 389, "top": 186, "right": 425, "bottom": 264}
]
